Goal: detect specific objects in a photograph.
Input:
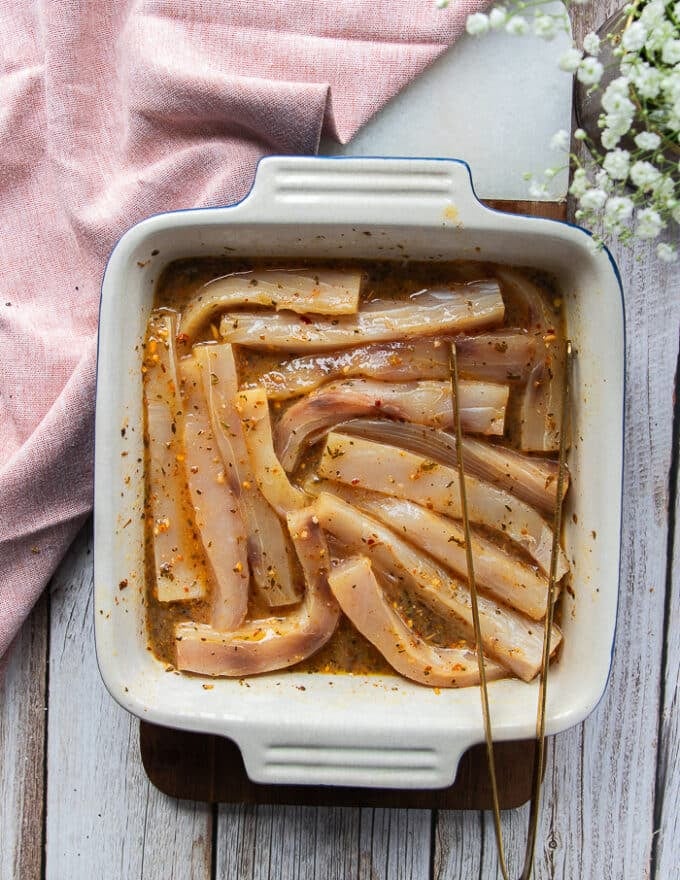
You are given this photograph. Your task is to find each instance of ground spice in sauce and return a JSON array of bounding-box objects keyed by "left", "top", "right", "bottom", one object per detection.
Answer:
[{"left": 144, "top": 257, "right": 566, "bottom": 676}]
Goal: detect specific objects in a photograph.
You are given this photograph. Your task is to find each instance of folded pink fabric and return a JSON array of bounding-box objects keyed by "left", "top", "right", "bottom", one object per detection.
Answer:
[{"left": 0, "top": 0, "right": 488, "bottom": 659}]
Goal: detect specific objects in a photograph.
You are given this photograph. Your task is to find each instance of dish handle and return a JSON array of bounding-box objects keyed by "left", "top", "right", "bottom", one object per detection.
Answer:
[
  {"left": 235, "top": 155, "right": 489, "bottom": 228},
  {"left": 233, "top": 723, "right": 475, "bottom": 790}
]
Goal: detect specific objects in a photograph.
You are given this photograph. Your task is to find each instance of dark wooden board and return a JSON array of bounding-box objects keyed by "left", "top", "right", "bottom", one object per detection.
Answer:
[
  {"left": 484, "top": 199, "right": 567, "bottom": 220},
  {"left": 140, "top": 724, "right": 537, "bottom": 809},
  {"left": 140, "top": 197, "right": 566, "bottom": 808}
]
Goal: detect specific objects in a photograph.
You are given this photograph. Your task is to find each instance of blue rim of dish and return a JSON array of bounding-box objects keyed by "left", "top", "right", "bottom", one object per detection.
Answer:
[{"left": 94, "top": 154, "right": 626, "bottom": 730}]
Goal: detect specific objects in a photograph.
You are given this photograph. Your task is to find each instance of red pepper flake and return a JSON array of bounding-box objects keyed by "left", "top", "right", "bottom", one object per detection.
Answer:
[
  {"left": 351, "top": 478, "right": 360, "bottom": 485},
  {"left": 119, "top": 579, "right": 128, "bottom": 590},
  {"left": 374, "top": 399, "right": 382, "bottom": 407}
]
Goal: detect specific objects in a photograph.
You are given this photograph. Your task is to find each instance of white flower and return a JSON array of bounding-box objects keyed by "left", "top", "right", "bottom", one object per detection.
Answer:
[
  {"left": 662, "top": 40, "right": 680, "bottom": 66},
  {"left": 489, "top": 7, "right": 507, "bottom": 29},
  {"left": 569, "top": 168, "right": 589, "bottom": 198},
  {"left": 506, "top": 16, "right": 529, "bottom": 36},
  {"left": 605, "top": 196, "right": 634, "bottom": 224},
  {"left": 595, "top": 169, "right": 613, "bottom": 192},
  {"left": 577, "top": 58, "right": 604, "bottom": 86},
  {"left": 619, "top": 53, "right": 637, "bottom": 77},
  {"left": 646, "top": 20, "right": 676, "bottom": 54},
  {"left": 601, "top": 129, "right": 622, "bottom": 150},
  {"left": 601, "top": 80, "right": 635, "bottom": 137},
  {"left": 603, "top": 148, "right": 630, "bottom": 181},
  {"left": 622, "top": 21, "right": 648, "bottom": 53},
  {"left": 604, "top": 103, "right": 635, "bottom": 137},
  {"left": 574, "top": 128, "right": 587, "bottom": 141},
  {"left": 559, "top": 47, "right": 583, "bottom": 72},
  {"left": 583, "top": 32, "right": 601, "bottom": 56},
  {"left": 640, "top": 1, "right": 666, "bottom": 29},
  {"left": 630, "top": 64, "right": 662, "bottom": 101},
  {"left": 579, "top": 188, "right": 608, "bottom": 211},
  {"left": 653, "top": 176, "right": 676, "bottom": 204},
  {"left": 534, "top": 14, "right": 556, "bottom": 41},
  {"left": 601, "top": 78, "right": 633, "bottom": 114},
  {"left": 602, "top": 76, "right": 630, "bottom": 110},
  {"left": 670, "top": 94, "right": 680, "bottom": 122},
  {"left": 528, "top": 179, "right": 550, "bottom": 199},
  {"left": 636, "top": 208, "right": 664, "bottom": 239},
  {"left": 673, "top": 203, "right": 680, "bottom": 225},
  {"left": 550, "top": 129, "right": 570, "bottom": 151},
  {"left": 663, "top": 71, "right": 680, "bottom": 106},
  {"left": 657, "top": 243, "right": 678, "bottom": 263},
  {"left": 630, "top": 160, "right": 662, "bottom": 191},
  {"left": 634, "top": 131, "right": 661, "bottom": 150},
  {"left": 466, "top": 13, "right": 490, "bottom": 36}
]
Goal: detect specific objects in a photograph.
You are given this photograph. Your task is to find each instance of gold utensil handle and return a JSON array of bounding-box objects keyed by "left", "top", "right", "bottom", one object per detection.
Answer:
[{"left": 448, "top": 338, "right": 573, "bottom": 880}]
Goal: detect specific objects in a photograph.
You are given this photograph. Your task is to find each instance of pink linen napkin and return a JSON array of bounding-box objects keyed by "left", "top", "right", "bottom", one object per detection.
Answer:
[{"left": 0, "top": 0, "right": 489, "bottom": 661}]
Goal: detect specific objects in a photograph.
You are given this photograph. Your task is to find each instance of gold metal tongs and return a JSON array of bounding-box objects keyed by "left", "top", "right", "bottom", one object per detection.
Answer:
[{"left": 448, "top": 338, "right": 573, "bottom": 880}]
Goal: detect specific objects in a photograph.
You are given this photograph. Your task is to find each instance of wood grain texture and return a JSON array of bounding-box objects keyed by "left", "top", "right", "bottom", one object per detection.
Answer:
[
  {"left": 216, "top": 804, "right": 431, "bottom": 880},
  {"left": 44, "top": 525, "right": 213, "bottom": 880},
  {"left": 573, "top": 245, "right": 680, "bottom": 880},
  {"left": 0, "top": 594, "right": 48, "bottom": 880},
  {"left": 653, "top": 345, "right": 680, "bottom": 880},
  {"left": 482, "top": 200, "right": 566, "bottom": 220},
  {"left": 436, "top": 730, "right": 593, "bottom": 879},
  {"left": 563, "top": 9, "right": 679, "bottom": 879},
  {"left": 359, "top": 808, "right": 432, "bottom": 880}
]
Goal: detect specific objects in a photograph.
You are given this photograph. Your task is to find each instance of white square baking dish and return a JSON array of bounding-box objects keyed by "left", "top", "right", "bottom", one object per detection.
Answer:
[{"left": 94, "top": 156, "right": 624, "bottom": 789}]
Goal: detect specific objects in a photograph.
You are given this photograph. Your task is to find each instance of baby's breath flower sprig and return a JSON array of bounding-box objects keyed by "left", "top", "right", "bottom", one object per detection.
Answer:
[{"left": 437, "top": 0, "right": 680, "bottom": 262}]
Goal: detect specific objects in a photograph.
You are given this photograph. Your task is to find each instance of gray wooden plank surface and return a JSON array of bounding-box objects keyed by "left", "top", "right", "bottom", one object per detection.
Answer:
[
  {"left": 216, "top": 805, "right": 431, "bottom": 880},
  {"left": 567, "top": 8, "right": 679, "bottom": 879},
  {"left": 43, "top": 526, "right": 213, "bottom": 880},
  {"left": 435, "top": 737, "right": 582, "bottom": 879},
  {"left": 654, "top": 357, "right": 680, "bottom": 879},
  {"left": 359, "top": 808, "right": 432, "bottom": 880},
  {"left": 574, "top": 246, "right": 680, "bottom": 880},
  {"left": 0, "top": 594, "right": 47, "bottom": 880}
]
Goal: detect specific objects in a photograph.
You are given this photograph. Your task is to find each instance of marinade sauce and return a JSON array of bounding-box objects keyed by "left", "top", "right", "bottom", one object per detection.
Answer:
[{"left": 144, "top": 258, "right": 565, "bottom": 678}]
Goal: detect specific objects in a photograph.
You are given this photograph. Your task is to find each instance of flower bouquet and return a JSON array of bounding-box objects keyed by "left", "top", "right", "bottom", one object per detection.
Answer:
[{"left": 445, "top": 0, "right": 680, "bottom": 261}]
